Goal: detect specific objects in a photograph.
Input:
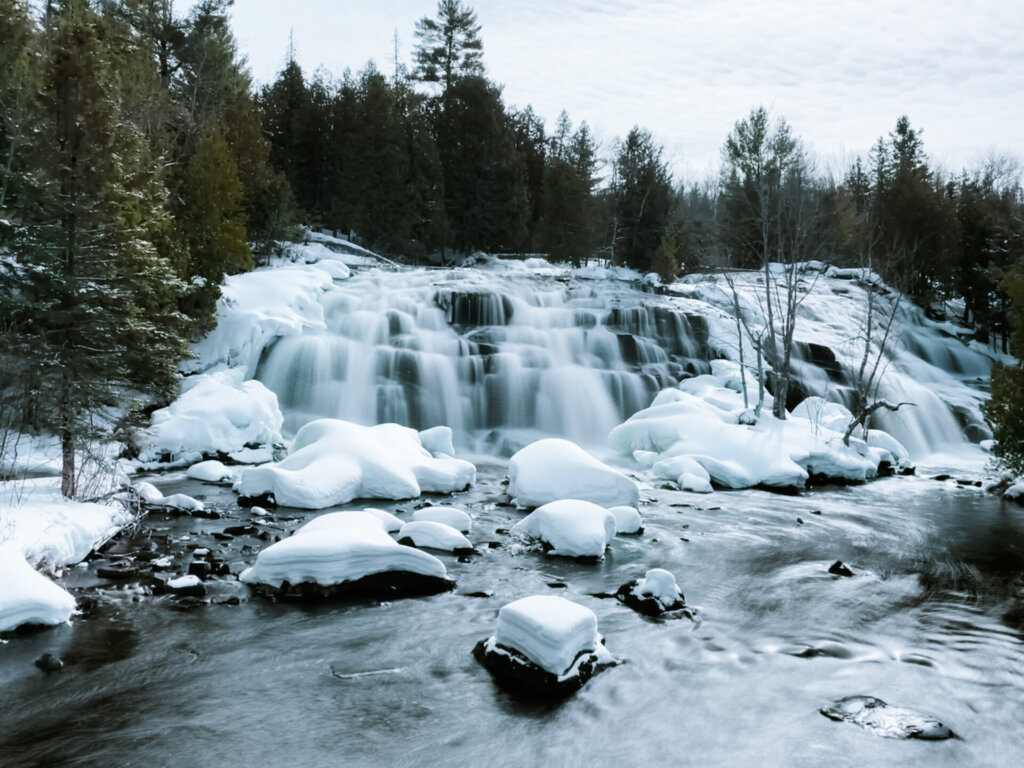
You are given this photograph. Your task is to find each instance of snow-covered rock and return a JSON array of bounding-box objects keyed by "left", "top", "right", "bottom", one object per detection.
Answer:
[
  {"left": 186, "top": 460, "right": 236, "bottom": 483},
  {"left": 133, "top": 481, "right": 165, "bottom": 504},
  {"left": 0, "top": 544, "right": 76, "bottom": 633},
  {"left": 611, "top": 374, "right": 908, "bottom": 490},
  {"left": 1005, "top": 481, "right": 1024, "bottom": 502},
  {"left": 186, "top": 265, "right": 333, "bottom": 375},
  {"left": 616, "top": 568, "right": 687, "bottom": 617},
  {"left": 508, "top": 438, "right": 639, "bottom": 508},
  {"left": 510, "top": 499, "right": 616, "bottom": 558},
  {"left": 159, "top": 494, "right": 205, "bottom": 513},
  {"left": 397, "top": 521, "right": 472, "bottom": 552},
  {"left": 139, "top": 368, "right": 284, "bottom": 466},
  {"left": 240, "top": 510, "right": 452, "bottom": 596},
  {"left": 474, "top": 595, "right": 616, "bottom": 698},
  {"left": 237, "top": 419, "right": 475, "bottom": 509},
  {"left": 820, "top": 695, "right": 955, "bottom": 740},
  {"left": 362, "top": 507, "right": 404, "bottom": 532},
  {"left": 608, "top": 505, "right": 643, "bottom": 535},
  {"left": 411, "top": 506, "right": 472, "bottom": 532},
  {"left": 419, "top": 426, "right": 456, "bottom": 457}
]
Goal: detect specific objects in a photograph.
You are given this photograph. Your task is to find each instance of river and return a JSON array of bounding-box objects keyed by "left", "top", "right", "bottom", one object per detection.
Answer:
[{"left": 2, "top": 463, "right": 1022, "bottom": 767}]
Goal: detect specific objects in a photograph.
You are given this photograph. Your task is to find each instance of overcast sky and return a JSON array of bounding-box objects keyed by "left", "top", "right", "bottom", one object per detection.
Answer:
[{"left": 221, "top": 0, "right": 1024, "bottom": 181}]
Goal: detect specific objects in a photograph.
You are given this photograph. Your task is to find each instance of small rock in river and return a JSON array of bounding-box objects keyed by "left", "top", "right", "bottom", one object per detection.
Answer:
[
  {"left": 34, "top": 653, "right": 64, "bottom": 673},
  {"left": 820, "top": 695, "right": 955, "bottom": 740},
  {"left": 828, "top": 560, "right": 854, "bottom": 577}
]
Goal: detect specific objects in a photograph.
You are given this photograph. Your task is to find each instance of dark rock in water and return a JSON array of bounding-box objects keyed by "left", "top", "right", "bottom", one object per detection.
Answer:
[
  {"left": 96, "top": 560, "right": 139, "bottom": 579},
  {"left": 223, "top": 524, "right": 258, "bottom": 537},
  {"left": 828, "top": 560, "right": 854, "bottom": 577},
  {"left": 615, "top": 579, "right": 691, "bottom": 619},
  {"left": 955, "top": 478, "right": 982, "bottom": 488},
  {"left": 169, "top": 596, "right": 210, "bottom": 611},
  {"left": 249, "top": 571, "right": 456, "bottom": 601},
  {"left": 238, "top": 493, "right": 275, "bottom": 509},
  {"left": 214, "top": 596, "right": 241, "bottom": 606},
  {"left": 820, "top": 695, "right": 955, "bottom": 740},
  {"left": 460, "top": 590, "right": 493, "bottom": 598},
  {"left": 187, "top": 560, "right": 212, "bottom": 579},
  {"left": 473, "top": 639, "right": 614, "bottom": 700},
  {"left": 486, "top": 541, "right": 502, "bottom": 549},
  {"left": 34, "top": 653, "right": 64, "bottom": 673},
  {"left": 797, "top": 517, "right": 805, "bottom": 525},
  {"left": 897, "top": 463, "right": 916, "bottom": 476},
  {"left": 932, "top": 474, "right": 952, "bottom": 482},
  {"left": 546, "top": 582, "right": 568, "bottom": 589}
]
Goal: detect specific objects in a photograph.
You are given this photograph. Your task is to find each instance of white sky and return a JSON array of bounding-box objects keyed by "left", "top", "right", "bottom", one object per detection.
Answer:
[{"left": 220, "top": 0, "right": 1024, "bottom": 181}]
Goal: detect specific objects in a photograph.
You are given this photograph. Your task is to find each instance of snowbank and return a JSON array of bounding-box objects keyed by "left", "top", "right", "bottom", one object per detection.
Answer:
[
  {"left": 0, "top": 544, "right": 76, "bottom": 633},
  {"left": 236, "top": 419, "right": 475, "bottom": 509},
  {"left": 397, "top": 521, "right": 472, "bottom": 552},
  {"left": 411, "top": 506, "right": 472, "bottom": 532},
  {"left": 240, "top": 510, "right": 448, "bottom": 589},
  {"left": 1, "top": 479, "right": 132, "bottom": 570},
  {"left": 489, "top": 595, "right": 610, "bottom": 677},
  {"left": 508, "top": 438, "right": 639, "bottom": 508},
  {"left": 510, "top": 499, "right": 616, "bottom": 558},
  {"left": 186, "top": 265, "right": 333, "bottom": 375},
  {"left": 610, "top": 370, "right": 906, "bottom": 490},
  {"left": 138, "top": 368, "right": 284, "bottom": 466}
]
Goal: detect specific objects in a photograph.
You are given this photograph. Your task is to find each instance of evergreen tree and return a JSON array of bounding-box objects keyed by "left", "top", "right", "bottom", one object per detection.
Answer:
[
  {"left": 178, "top": 118, "right": 251, "bottom": 332},
  {"left": 611, "top": 126, "right": 673, "bottom": 271},
  {"left": 0, "top": 0, "right": 36, "bottom": 218},
  {"left": 538, "top": 115, "right": 600, "bottom": 265},
  {"left": 1, "top": 0, "right": 186, "bottom": 497},
  {"left": 435, "top": 76, "right": 529, "bottom": 253},
  {"left": 413, "top": 0, "right": 484, "bottom": 95},
  {"left": 986, "top": 259, "right": 1024, "bottom": 473}
]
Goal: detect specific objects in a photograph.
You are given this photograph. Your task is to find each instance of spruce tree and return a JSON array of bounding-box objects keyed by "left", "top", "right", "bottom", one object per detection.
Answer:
[
  {"left": 413, "top": 0, "right": 484, "bottom": 95},
  {"left": 612, "top": 127, "right": 673, "bottom": 271},
  {"left": 178, "top": 118, "right": 252, "bottom": 332},
  {"left": 2, "top": 0, "right": 187, "bottom": 497}
]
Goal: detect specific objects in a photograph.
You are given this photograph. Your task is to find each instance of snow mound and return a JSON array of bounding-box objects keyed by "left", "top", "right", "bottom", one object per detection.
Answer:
[
  {"left": 159, "top": 494, "right": 205, "bottom": 512},
  {"left": 510, "top": 499, "right": 616, "bottom": 558},
  {"left": 419, "top": 426, "right": 456, "bottom": 457},
  {"left": 1005, "top": 481, "right": 1024, "bottom": 502},
  {"left": 362, "top": 508, "right": 404, "bottom": 532},
  {"left": 186, "top": 265, "right": 332, "bottom": 375},
  {"left": 610, "top": 372, "right": 907, "bottom": 489},
  {"left": 412, "top": 506, "right": 472, "bottom": 532},
  {"left": 1, "top": 480, "right": 133, "bottom": 570},
  {"left": 186, "top": 460, "right": 236, "bottom": 483},
  {"left": 508, "top": 438, "right": 639, "bottom": 508},
  {"left": 397, "top": 521, "right": 472, "bottom": 551},
  {"left": 240, "top": 510, "right": 448, "bottom": 589},
  {"left": 608, "top": 505, "right": 642, "bottom": 534},
  {"left": 0, "top": 544, "right": 76, "bottom": 633},
  {"left": 490, "top": 595, "right": 609, "bottom": 677},
  {"left": 237, "top": 419, "right": 476, "bottom": 509},
  {"left": 139, "top": 368, "right": 284, "bottom": 466}
]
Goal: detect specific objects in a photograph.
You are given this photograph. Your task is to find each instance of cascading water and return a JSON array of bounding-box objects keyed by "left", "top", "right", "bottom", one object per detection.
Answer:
[{"left": 253, "top": 256, "right": 994, "bottom": 458}]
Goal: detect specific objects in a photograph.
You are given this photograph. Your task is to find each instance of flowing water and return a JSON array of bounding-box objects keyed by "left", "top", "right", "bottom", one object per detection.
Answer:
[
  {"left": 2, "top": 261, "right": 1019, "bottom": 766},
  {"left": 1, "top": 467, "right": 1022, "bottom": 767}
]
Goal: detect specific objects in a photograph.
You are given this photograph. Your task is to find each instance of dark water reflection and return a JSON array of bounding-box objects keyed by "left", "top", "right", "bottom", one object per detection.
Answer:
[{"left": 1, "top": 468, "right": 1023, "bottom": 767}]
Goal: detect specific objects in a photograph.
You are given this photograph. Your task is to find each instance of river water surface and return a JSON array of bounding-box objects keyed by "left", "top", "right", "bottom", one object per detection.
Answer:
[{"left": 1, "top": 466, "right": 1022, "bottom": 767}]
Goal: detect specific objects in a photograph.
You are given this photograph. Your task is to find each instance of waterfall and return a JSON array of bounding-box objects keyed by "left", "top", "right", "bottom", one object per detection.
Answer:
[{"left": 252, "top": 261, "right": 993, "bottom": 458}]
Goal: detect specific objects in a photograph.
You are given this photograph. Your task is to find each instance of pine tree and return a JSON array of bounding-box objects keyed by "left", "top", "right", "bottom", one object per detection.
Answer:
[
  {"left": 413, "top": 0, "right": 484, "bottom": 95},
  {"left": 178, "top": 118, "right": 251, "bottom": 332},
  {"left": 986, "top": 259, "right": 1024, "bottom": 473},
  {"left": 0, "top": 0, "right": 36, "bottom": 217},
  {"left": 612, "top": 127, "right": 673, "bottom": 271},
  {"left": 2, "top": 0, "right": 187, "bottom": 497}
]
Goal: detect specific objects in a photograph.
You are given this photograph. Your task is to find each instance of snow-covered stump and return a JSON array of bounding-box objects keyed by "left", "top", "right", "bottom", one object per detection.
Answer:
[
  {"left": 615, "top": 568, "right": 692, "bottom": 619},
  {"left": 474, "top": 595, "right": 617, "bottom": 700},
  {"left": 508, "top": 438, "right": 639, "bottom": 509},
  {"left": 510, "top": 500, "right": 617, "bottom": 559},
  {"left": 240, "top": 511, "right": 455, "bottom": 600},
  {"left": 0, "top": 545, "right": 76, "bottom": 634}
]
